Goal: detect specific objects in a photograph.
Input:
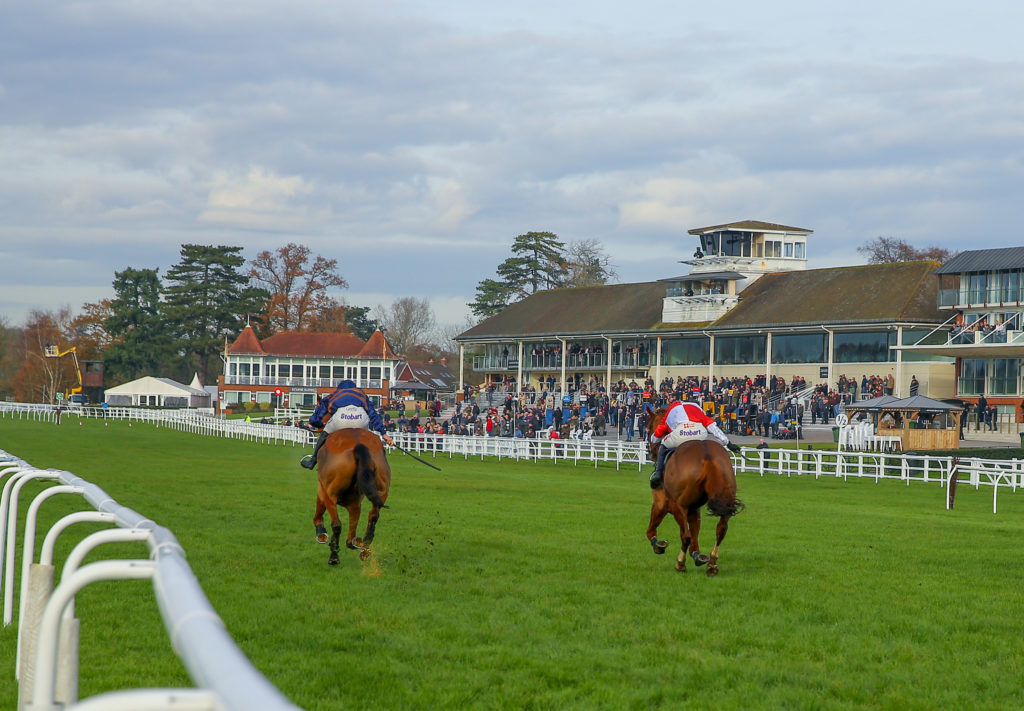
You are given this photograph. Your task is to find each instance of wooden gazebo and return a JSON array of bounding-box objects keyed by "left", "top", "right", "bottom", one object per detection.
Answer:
[{"left": 847, "top": 395, "right": 964, "bottom": 451}]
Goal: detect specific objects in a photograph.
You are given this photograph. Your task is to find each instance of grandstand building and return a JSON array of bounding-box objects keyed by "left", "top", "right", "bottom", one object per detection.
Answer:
[
  {"left": 455, "top": 220, "right": 956, "bottom": 401},
  {"left": 218, "top": 327, "right": 398, "bottom": 411}
]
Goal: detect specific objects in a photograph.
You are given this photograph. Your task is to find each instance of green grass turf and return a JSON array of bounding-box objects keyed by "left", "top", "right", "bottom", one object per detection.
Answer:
[{"left": 2, "top": 418, "right": 1024, "bottom": 710}]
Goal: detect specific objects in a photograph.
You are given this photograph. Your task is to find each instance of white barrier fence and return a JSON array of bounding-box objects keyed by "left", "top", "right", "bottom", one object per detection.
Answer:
[
  {"left": 4, "top": 403, "right": 1021, "bottom": 512},
  {"left": 0, "top": 450, "right": 301, "bottom": 711}
]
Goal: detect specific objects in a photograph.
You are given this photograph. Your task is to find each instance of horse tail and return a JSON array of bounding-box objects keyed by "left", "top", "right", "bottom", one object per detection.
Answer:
[
  {"left": 707, "top": 495, "right": 745, "bottom": 518},
  {"left": 703, "top": 452, "right": 745, "bottom": 517},
  {"left": 354, "top": 443, "right": 387, "bottom": 509}
]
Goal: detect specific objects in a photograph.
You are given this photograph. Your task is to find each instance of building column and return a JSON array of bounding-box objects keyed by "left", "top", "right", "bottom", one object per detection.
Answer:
[
  {"left": 825, "top": 328, "right": 834, "bottom": 389},
  {"left": 459, "top": 344, "right": 465, "bottom": 400},
  {"left": 559, "top": 338, "right": 567, "bottom": 400},
  {"left": 895, "top": 327, "right": 903, "bottom": 398},
  {"left": 707, "top": 334, "right": 715, "bottom": 391},
  {"left": 606, "top": 337, "right": 613, "bottom": 392},
  {"left": 765, "top": 332, "right": 772, "bottom": 386},
  {"left": 655, "top": 337, "right": 662, "bottom": 387},
  {"left": 517, "top": 341, "right": 524, "bottom": 393}
]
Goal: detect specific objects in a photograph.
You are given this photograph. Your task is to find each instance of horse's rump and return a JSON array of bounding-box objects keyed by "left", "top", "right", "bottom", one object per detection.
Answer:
[{"left": 667, "top": 440, "right": 742, "bottom": 515}]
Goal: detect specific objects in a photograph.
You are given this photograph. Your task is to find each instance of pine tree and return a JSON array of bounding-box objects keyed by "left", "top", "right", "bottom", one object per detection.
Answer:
[{"left": 162, "top": 245, "right": 267, "bottom": 383}]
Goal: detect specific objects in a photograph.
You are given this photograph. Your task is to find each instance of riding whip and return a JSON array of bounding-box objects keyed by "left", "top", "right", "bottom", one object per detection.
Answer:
[{"left": 390, "top": 443, "right": 442, "bottom": 471}]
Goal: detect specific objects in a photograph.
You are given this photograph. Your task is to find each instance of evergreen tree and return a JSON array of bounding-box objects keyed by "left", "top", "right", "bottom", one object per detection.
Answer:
[
  {"left": 103, "top": 267, "right": 169, "bottom": 382},
  {"left": 344, "top": 305, "right": 379, "bottom": 341},
  {"left": 469, "top": 231, "right": 569, "bottom": 319},
  {"left": 162, "top": 245, "right": 267, "bottom": 383}
]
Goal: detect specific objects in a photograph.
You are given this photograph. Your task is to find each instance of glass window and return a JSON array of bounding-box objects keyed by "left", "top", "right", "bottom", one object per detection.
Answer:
[
  {"left": 266, "top": 364, "right": 276, "bottom": 378},
  {"left": 715, "top": 336, "right": 766, "bottom": 365},
  {"left": 319, "top": 365, "right": 331, "bottom": 379},
  {"left": 771, "top": 334, "right": 826, "bottom": 364},
  {"left": 833, "top": 331, "right": 891, "bottom": 363},
  {"left": 721, "top": 231, "right": 750, "bottom": 257},
  {"left": 660, "top": 337, "right": 710, "bottom": 366},
  {"left": 370, "top": 367, "right": 382, "bottom": 380},
  {"left": 960, "top": 359, "right": 986, "bottom": 396},
  {"left": 306, "top": 365, "right": 317, "bottom": 379},
  {"left": 764, "top": 240, "right": 781, "bottom": 258},
  {"left": 990, "top": 358, "right": 1019, "bottom": 395},
  {"left": 256, "top": 391, "right": 272, "bottom": 403},
  {"left": 901, "top": 329, "right": 956, "bottom": 362},
  {"left": 239, "top": 363, "right": 251, "bottom": 376},
  {"left": 333, "top": 366, "right": 345, "bottom": 379},
  {"left": 794, "top": 242, "right": 806, "bottom": 259},
  {"left": 968, "top": 273, "right": 988, "bottom": 304},
  {"left": 784, "top": 242, "right": 793, "bottom": 258}
]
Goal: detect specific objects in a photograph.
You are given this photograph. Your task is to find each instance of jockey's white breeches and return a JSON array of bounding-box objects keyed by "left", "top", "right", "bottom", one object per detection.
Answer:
[{"left": 323, "top": 405, "right": 370, "bottom": 433}]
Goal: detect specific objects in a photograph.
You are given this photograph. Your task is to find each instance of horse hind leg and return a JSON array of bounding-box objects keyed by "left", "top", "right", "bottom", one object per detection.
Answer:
[
  {"left": 646, "top": 489, "right": 671, "bottom": 555},
  {"left": 686, "top": 508, "right": 710, "bottom": 567},
  {"left": 313, "top": 495, "right": 329, "bottom": 544},
  {"left": 706, "top": 515, "right": 731, "bottom": 577},
  {"left": 328, "top": 523, "right": 342, "bottom": 565}
]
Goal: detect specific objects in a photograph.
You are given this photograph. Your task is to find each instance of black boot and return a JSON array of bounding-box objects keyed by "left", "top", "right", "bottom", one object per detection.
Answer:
[
  {"left": 649, "top": 445, "right": 672, "bottom": 489},
  {"left": 300, "top": 432, "right": 327, "bottom": 469}
]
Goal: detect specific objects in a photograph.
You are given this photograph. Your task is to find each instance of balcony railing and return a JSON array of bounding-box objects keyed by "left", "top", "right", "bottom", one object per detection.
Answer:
[
  {"left": 472, "top": 353, "right": 651, "bottom": 372},
  {"left": 940, "top": 286, "right": 1024, "bottom": 308},
  {"left": 223, "top": 376, "right": 384, "bottom": 390}
]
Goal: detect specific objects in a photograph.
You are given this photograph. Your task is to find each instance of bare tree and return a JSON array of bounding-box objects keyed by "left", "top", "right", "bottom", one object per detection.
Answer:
[
  {"left": 374, "top": 297, "right": 436, "bottom": 357},
  {"left": 564, "top": 239, "right": 618, "bottom": 287},
  {"left": 857, "top": 236, "right": 957, "bottom": 264}
]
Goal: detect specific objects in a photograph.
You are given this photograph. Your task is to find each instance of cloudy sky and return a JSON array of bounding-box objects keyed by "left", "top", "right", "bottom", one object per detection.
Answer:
[{"left": 2, "top": 1, "right": 1023, "bottom": 330}]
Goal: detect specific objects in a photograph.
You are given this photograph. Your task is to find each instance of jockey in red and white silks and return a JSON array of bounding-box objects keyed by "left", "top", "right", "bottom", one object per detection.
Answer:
[
  {"left": 649, "top": 399, "right": 739, "bottom": 489},
  {"left": 652, "top": 400, "right": 730, "bottom": 449}
]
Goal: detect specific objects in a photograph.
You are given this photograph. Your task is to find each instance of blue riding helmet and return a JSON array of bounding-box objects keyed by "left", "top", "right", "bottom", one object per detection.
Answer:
[{"left": 336, "top": 379, "right": 357, "bottom": 389}]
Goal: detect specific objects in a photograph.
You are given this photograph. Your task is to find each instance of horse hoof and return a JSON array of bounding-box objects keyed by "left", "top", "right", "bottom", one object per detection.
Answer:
[
  {"left": 316, "top": 533, "right": 329, "bottom": 544},
  {"left": 328, "top": 556, "right": 339, "bottom": 566},
  {"left": 675, "top": 562, "right": 687, "bottom": 572},
  {"left": 654, "top": 540, "right": 668, "bottom": 555},
  {"left": 359, "top": 549, "right": 372, "bottom": 561},
  {"left": 692, "top": 552, "right": 710, "bottom": 566},
  {"left": 706, "top": 564, "right": 719, "bottom": 577}
]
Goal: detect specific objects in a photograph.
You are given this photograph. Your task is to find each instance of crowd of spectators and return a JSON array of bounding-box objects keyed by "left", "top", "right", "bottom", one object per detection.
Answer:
[{"left": 381, "top": 371, "right": 906, "bottom": 442}]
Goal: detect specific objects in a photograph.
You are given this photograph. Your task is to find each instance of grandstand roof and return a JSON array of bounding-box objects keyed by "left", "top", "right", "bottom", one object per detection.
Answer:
[
  {"left": 713, "top": 260, "right": 943, "bottom": 328},
  {"left": 687, "top": 220, "right": 812, "bottom": 235},
  {"left": 457, "top": 281, "right": 667, "bottom": 340},
  {"left": 456, "top": 260, "right": 944, "bottom": 341},
  {"left": 932, "top": 246, "right": 1024, "bottom": 274}
]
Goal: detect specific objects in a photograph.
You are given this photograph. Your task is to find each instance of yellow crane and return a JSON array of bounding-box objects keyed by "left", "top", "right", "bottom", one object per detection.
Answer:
[{"left": 44, "top": 345, "right": 84, "bottom": 401}]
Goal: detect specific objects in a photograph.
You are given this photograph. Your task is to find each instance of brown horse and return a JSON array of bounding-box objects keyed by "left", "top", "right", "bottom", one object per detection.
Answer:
[
  {"left": 312, "top": 428, "right": 391, "bottom": 565},
  {"left": 645, "top": 407, "right": 744, "bottom": 576}
]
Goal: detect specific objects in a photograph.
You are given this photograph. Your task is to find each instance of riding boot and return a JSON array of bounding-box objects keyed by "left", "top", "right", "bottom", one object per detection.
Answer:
[
  {"left": 301, "top": 432, "right": 327, "bottom": 469},
  {"left": 649, "top": 445, "right": 672, "bottom": 489}
]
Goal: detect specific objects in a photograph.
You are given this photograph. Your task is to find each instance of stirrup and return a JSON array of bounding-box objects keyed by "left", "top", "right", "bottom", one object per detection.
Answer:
[{"left": 300, "top": 455, "right": 315, "bottom": 469}]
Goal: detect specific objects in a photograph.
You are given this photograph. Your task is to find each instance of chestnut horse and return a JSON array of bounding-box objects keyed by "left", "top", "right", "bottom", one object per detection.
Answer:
[
  {"left": 312, "top": 428, "right": 391, "bottom": 565},
  {"left": 645, "top": 407, "right": 744, "bottom": 576}
]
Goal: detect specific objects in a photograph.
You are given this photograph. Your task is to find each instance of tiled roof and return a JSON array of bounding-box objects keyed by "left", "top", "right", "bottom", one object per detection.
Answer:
[
  {"left": 227, "top": 326, "right": 265, "bottom": 355},
  {"left": 457, "top": 282, "right": 667, "bottom": 340},
  {"left": 358, "top": 330, "right": 399, "bottom": 359},
  {"left": 712, "top": 260, "right": 943, "bottom": 328},
  {"left": 257, "top": 331, "right": 367, "bottom": 357},
  {"left": 687, "top": 220, "right": 812, "bottom": 235}
]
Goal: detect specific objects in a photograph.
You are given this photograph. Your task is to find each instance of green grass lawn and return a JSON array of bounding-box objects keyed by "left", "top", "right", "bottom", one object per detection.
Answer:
[{"left": 2, "top": 418, "right": 1024, "bottom": 710}]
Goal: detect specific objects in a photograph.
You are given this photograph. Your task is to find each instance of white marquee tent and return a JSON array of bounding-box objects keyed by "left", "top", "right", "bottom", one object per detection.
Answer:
[{"left": 104, "top": 374, "right": 211, "bottom": 408}]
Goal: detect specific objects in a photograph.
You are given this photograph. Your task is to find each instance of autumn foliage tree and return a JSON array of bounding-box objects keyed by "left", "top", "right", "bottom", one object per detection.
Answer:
[{"left": 248, "top": 243, "right": 348, "bottom": 334}]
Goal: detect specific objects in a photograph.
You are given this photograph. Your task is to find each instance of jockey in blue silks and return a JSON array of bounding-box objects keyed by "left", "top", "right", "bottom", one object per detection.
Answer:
[{"left": 300, "top": 379, "right": 394, "bottom": 469}]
